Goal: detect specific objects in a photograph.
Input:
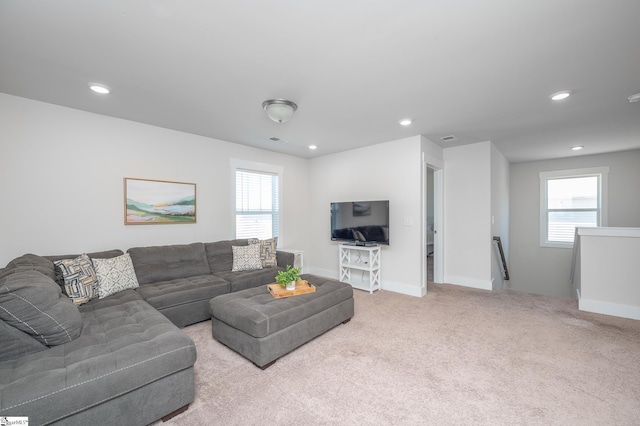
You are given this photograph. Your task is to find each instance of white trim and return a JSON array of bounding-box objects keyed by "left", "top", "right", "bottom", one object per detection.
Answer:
[
  {"left": 539, "top": 166, "right": 609, "bottom": 248},
  {"left": 443, "top": 275, "right": 493, "bottom": 290},
  {"left": 381, "top": 279, "right": 425, "bottom": 297},
  {"left": 230, "top": 159, "right": 283, "bottom": 243},
  {"left": 539, "top": 166, "right": 610, "bottom": 179},
  {"left": 577, "top": 227, "right": 640, "bottom": 238},
  {"left": 579, "top": 297, "right": 640, "bottom": 321}
]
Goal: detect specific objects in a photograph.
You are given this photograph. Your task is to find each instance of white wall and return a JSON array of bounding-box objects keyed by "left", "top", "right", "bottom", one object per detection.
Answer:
[
  {"left": 0, "top": 94, "right": 310, "bottom": 265},
  {"left": 577, "top": 227, "right": 640, "bottom": 320},
  {"left": 307, "top": 136, "right": 424, "bottom": 296},
  {"left": 509, "top": 149, "right": 640, "bottom": 297},
  {"left": 443, "top": 142, "right": 493, "bottom": 290},
  {"left": 491, "top": 143, "right": 510, "bottom": 288}
]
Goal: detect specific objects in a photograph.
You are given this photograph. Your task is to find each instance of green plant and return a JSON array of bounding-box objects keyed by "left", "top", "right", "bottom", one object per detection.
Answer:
[{"left": 274, "top": 265, "right": 302, "bottom": 287}]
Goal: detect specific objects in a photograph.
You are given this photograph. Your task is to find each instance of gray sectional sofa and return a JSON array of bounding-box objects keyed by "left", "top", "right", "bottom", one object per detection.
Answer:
[{"left": 0, "top": 239, "right": 294, "bottom": 425}]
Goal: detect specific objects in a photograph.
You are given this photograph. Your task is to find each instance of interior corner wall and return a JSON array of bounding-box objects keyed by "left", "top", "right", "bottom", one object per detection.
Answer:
[
  {"left": 0, "top": 94, "right": 310, "bottom": 266},
  {"left": 443, "top": 142, "right": 493, "bottom": 290},
  {"left": 307, "top": 136, "right": 423, "bottom": 296},
  {"left": 490, "top": 143, "right": 510, "bottom": 289},
  {"left": 509, "top": 149, "right": 640, "bottom": 298}
]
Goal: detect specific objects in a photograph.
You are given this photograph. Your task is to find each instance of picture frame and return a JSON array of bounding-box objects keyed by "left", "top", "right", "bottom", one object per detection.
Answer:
[{"left": 124, "top": 178, "right": 196, "bottom": 225}]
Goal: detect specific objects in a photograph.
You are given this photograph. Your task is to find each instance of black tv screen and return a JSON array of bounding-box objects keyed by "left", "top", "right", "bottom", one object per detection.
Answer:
[{"left": 330, "top": 200, "right": 389, "bottom": 245}]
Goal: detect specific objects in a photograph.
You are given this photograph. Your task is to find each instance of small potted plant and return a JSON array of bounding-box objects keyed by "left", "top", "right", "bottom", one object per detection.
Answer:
[{"left": 275, "top": 265, "right": 302, "bottom": 291}]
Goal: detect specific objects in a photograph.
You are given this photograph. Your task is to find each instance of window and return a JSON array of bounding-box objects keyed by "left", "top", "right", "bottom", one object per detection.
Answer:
[
  {"left": 540, "top": 167, "right": 608, "bottom": 247},
  {"left": 233, "top": 162, "right": 281, "bottom": 240}
]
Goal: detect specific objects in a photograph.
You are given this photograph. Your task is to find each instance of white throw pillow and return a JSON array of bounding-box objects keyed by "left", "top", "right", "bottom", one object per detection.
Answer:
[
  {"left": 92, "top": 253, "right": 140, "bottom": 298},
  {"left": 232, "top": 244, "right": 263, "bottom": 271}
]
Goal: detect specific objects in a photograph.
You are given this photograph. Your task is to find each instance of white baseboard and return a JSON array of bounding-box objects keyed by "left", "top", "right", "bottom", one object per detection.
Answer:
[
  {"left": 578, "top": 297, "right": 640, "bottom": 321},
  {"left": 381, "top": 280, "right": 424, "bottom": 297},
  {"left": 444, "top": 275, "right": 493, "bottom": 291},
  {"left": 304, "top": 267, "right": 423, "bottom": 297}
]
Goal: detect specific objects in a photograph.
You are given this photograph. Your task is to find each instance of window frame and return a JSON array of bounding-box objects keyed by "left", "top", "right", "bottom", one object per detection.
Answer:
[
  {"left": 539, "top": 166, "right": 609, "bottom": 248},
  {"left": 230, "top": 159, "right": 283, "bottom": 242}
]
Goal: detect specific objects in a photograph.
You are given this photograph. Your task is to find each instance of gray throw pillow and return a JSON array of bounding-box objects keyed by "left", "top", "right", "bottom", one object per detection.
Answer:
[{"left": 0, "top": 270, "right": 82, "bottom": 346}]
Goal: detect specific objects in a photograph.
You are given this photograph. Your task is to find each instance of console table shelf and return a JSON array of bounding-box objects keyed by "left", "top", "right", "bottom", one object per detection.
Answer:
[{"left": 339, "top": 244, "right": 381, "bottom": 294}]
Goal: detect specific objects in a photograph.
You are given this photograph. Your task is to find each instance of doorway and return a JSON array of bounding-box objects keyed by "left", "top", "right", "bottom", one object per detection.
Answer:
[
  {"left": 424, "top": 163, "right": 443, "bottom": 291},
  {"left": 426, "top": 167, "right": 435, "bottom": 283}
]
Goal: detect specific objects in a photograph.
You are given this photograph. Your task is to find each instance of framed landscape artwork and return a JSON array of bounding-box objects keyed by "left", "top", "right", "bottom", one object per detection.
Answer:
[{"left": 124, "top": 178, "right": 196, "bottom": 225}]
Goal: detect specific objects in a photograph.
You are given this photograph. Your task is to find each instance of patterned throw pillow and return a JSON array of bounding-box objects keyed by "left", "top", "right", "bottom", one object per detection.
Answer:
[
  {"left": 248, "top": 237, "right": 278, "bottom": 268},
  {"left": 232, "top": 244, "right": 263, "bottom": 271},
  {"left": 53, "top": 254, "right": 99, "bottom": 305},
  {"left": 92, "top": 253, "right": 140, "bottom": 299}
]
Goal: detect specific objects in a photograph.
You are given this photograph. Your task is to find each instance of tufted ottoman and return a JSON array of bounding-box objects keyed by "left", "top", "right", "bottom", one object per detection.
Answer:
[{"left": 209, "top": 274, "right": 354, "bottom": 369}]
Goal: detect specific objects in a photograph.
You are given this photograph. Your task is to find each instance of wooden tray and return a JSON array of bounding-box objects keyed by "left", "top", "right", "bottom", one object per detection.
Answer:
[{"left": 267, "top": 280, "right": 316, "bottom": 298}]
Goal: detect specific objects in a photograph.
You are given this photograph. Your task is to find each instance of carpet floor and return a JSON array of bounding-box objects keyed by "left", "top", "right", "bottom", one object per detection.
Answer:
[{"left": 160, "top": 284, "right": 640, "bottom": 425}]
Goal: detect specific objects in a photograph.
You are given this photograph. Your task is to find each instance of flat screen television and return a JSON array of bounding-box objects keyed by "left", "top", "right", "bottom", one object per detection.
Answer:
[{"left": 330, "top": 200, "right": 389, "bottom": 245}]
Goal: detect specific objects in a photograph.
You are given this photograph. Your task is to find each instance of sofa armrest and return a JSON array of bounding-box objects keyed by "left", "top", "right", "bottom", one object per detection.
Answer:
[{"left": 276, "top": 250, "right": 295, "bottom": 267}]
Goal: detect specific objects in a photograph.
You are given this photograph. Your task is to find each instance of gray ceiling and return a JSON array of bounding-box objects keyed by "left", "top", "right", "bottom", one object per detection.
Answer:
[{"left": 1, "top": 1, "right": 639, "bottom": 163}]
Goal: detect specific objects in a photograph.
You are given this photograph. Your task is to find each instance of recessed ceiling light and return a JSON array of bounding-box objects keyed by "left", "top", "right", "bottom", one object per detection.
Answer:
[
  {"left": 399, "top": 119, "right": 412, "bottom": 126},
  {"left": 88, "top": 83, "right": 110, "bottom": 94},
  {"left": 571, "top": 146, "right": 583, "bottom": 151},
  {"left": 308, "top": 145, "right": 317, "bottom": 150},
  {"left": 628, "top": 92, "right": 640, "bottom": 103},
  {"left": 550, "top": 90, "right": 571, "bottom": 101}
]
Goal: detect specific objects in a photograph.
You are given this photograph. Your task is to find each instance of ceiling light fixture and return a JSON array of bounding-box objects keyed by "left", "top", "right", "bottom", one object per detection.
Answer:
[
  {"left": 88, "top": 83, "right": 110, "bottom": 94},
  {"left": 262, "top": 99, "right": 298, "bottom": 123},
  {"left": 308, "top": 145, "right": 317, "bottom": 150},
  {"left": 399, "top": 119, "right": 412, "bottom": 126},
  {"left": 550, "top": 90, "right": 571, "bottom": 101},
  {"left": 628, "top": 92, "right": 640, "bottom": 103},
  {"left": 571, "top": 146, "right": 584, "bottom": 151}
]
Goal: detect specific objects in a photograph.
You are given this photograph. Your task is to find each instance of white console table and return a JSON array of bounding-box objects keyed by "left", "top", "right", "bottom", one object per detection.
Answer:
[{"left": 339, "top": 244, "right": 381, "bottom": 293}]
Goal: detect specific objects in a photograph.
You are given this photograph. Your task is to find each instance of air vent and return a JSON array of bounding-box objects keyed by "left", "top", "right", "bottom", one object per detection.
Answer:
[
  {"left": 268, "top": 136, "right": 290, "bottom": 144},
  {"left": 440, "top": 135, "right": 458, "bottom": 142}
]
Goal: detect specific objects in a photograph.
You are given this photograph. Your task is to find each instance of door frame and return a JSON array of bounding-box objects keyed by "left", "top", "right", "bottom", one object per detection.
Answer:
[{"left": 422, "top": 158, "right": 444, "bottom": 294}]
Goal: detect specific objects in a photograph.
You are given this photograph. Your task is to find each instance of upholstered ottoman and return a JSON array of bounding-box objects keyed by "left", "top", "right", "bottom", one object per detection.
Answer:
[{"left": 209, "top": 274, "right": 354, "bottom": 368}]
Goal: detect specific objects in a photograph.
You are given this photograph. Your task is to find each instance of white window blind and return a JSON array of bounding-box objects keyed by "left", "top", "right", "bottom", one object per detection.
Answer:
[
  {"left": 540, "top": 167, "right": 608, "bottom": 247},
  {"left": 235, "top": 169, "right": 279, "bottom": 240}
]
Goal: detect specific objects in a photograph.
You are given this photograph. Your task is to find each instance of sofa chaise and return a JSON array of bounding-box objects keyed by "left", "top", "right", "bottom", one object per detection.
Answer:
[{"left": 0, "top": 239, "right": 294, "bottom": 425}]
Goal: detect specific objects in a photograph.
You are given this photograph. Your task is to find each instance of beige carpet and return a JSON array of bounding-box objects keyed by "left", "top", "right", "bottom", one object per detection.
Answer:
[{"left": 160, "top": 284, "right": 640, "bottom": 425}]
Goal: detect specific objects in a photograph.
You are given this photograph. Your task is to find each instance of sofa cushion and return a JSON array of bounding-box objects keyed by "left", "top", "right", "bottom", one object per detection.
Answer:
[
  {"left": 135, "top": 275, "right": 230, "bottom": 311},
  {"left": 204, "top": 239, "right": 252, "bottom": 273},
  {"left": 0, "top": 319, "right": 47, "bottom": 361},
  {"left": 53, "top": 254, "right": 99, "bottom": 305},
  {"left": 44, "top": 249, "right": 125, "bottom": 265},
  {"left": 1, "top": 254, "right": 56, "bottom": 281},
  {"left": 92, "top": 253, "right": 140, "bottom": 298},
  {"left": 128, "top": 243, "right": 210, "bottom": 284},
  {"left": 0, "top": 271, "right": 82, "bottom": 346},
  {"left": 213, "top": 266, "right": 284, "bottom": 293},
  {"left": 0, "top": 290, "right": 196, "bottom": 426},
  {"left": 232, "top": 244, "right": 263, "bottom": 271}
]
